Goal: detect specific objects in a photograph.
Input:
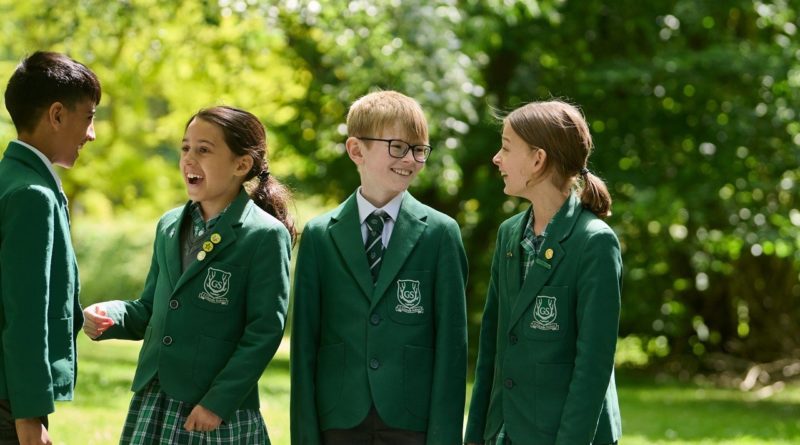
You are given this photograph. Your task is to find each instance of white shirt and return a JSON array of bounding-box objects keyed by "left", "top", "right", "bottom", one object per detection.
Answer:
[
  {"left": 13, "top": 139, "right": 63, "bottom": 191},
  {"left": 356, "top": 188, "right": 404, "bottom": 247}
]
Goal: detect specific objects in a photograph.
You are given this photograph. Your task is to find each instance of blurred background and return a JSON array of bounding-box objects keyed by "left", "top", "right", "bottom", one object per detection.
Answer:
[{"left": 1, "top": 0, "right": 799, "bottom": 443}]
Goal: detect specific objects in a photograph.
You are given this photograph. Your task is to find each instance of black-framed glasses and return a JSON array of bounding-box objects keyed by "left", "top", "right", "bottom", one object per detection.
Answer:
[{"left": 357, "top": 137, "right": 433, "bottom": 163}]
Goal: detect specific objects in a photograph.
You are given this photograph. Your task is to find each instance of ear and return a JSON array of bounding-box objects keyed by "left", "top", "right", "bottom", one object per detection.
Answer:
[
  {"left": 530, "top": 148, "right": 547, "bottom": 174},
  {"left": 345, "top": 136, "right": 365, "bottom": 166},
  {"left": 234, "top": 155, "right": 254, "bottom": 177},
  {"left": 47, "top": 102, "right": 66, "bottom": 130}
]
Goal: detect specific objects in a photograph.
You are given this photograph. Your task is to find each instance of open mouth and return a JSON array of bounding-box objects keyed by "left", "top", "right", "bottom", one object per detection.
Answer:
[
  {"left": 187, "top": 173, "right": 204, "bottom": 185},
  {"left": 392, "top": 168, "right": 412, "bottom": 177}
]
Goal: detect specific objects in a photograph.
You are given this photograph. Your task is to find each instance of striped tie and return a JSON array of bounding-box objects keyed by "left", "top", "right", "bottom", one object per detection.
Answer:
[{"left": 365, "top": 211, "right": 387, "bottom": 282}]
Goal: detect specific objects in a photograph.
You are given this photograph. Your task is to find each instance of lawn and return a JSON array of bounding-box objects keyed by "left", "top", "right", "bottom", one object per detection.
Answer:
[{"left": 50, "top": 336, "right": 800, "bottom": 444}]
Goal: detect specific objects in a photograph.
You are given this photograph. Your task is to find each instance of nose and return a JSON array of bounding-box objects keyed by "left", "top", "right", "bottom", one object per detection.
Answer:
[
  {"left": 86, "top": 122, "right": 96, "bottom": 142},
  {"left": 492, "top": 150, "right": 502, "bottom": 166}
]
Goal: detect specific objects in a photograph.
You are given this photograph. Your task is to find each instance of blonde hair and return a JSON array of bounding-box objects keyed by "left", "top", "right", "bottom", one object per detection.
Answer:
[
  {"left": 346, "top": 90, "right": 428, "bottom": 143},
  {"left": 505, "top": 100, "right": 613, "bottom": 219}
]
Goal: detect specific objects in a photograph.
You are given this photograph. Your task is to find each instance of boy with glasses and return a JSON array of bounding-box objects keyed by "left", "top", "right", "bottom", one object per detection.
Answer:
[{"left": 290, "top": 91, "right": 468, "bottom": 445}]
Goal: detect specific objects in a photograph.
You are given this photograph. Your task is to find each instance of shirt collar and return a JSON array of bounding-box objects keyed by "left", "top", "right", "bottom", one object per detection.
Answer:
[
  {"left": 13, "top": 139, "right": 62, "bottom": 191},
  {"left": 356, "top": 188, "right": 404, "bottom": 224}
]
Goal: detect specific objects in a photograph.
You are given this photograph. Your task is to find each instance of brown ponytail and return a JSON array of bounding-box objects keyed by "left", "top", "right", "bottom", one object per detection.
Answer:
[
  {"left": 187, "top": 106, "right": 297, "bottom": 243},
  {"left": 249, "top": 173, "right": 297, "bottom": 243},
  {"left": 505, "top": 100, "right": 613, "bottom": 220},
  {"left": 580, "top": 171, "right": 612, "bottom": 219}
]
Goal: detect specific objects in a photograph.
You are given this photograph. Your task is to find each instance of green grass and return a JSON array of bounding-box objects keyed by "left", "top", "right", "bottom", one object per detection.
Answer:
[{"left": 50, "top": 336, "right": 800, "bottom": 445}]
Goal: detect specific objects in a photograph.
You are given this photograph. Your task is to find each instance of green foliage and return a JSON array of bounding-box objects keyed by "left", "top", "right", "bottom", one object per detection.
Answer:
[{"left": 2, "top": 0, "right": 798, "bottom": 368}]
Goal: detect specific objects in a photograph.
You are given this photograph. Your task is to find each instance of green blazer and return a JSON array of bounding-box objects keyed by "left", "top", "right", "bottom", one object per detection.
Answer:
[
  {"left": 97, "top": 188, "right": 291, "bottom": 421},
  {"left": 0, "top": 142, "right": 83, "bottom": 418},
  {"left": 465, "top": 193, "right": 622, "bottom": 445},
  {"left": 290, "top": 192, "right": 468, "bottom": 445}
]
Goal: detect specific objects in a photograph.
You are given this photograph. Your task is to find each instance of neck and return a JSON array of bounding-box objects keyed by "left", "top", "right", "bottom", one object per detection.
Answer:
[
  {"left": 360, "top": 187, "right": 400, "bottom": 209},
  {"left": 526, "top": 184, "right": 569, "bottom": 235},
  {"left": 17, "top": 132, "right": 55, "bottom": 162}
]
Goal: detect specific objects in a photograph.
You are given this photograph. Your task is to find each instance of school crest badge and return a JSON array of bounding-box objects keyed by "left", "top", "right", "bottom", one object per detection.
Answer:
[
  {"left": 530, "top": 295, "right": 559, "bottom": 331},
  {"left": 395, "top": 279, "right": 424, "bottom": 314},
  {"left": 199, "top": 267, "right": 231, "bottom": 305}
]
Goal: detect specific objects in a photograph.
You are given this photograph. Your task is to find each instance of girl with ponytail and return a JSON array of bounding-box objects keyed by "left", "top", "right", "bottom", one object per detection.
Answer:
[
  {"left": 466, "top": 100, "right": 623, "bottom": 445},
  {"left": 83, "top": 105, "right": 293, "bottom": 444}
]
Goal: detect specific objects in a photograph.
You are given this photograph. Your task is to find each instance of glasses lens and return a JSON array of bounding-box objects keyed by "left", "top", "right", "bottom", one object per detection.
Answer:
[
  {"left": 413, "top": 146, "right": 431, "bottom": 161},
  {"left": 388, "top": 140, "right": 411, "bottom": 158}
]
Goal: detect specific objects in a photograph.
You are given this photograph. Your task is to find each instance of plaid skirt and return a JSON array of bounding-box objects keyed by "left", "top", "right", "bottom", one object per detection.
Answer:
[{"left": 120, "top": 380, "right": 269, "bottom": 445}]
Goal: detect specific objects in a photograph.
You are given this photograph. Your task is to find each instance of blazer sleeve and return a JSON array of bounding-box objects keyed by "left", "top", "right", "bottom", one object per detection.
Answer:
[
  {"left": 0, "top": 187, "right": 57, "bottom": 418},
  {"left": 199, "top": 225, "right": 291, "bottom": 420},
  {"left": 96, "top": 225, "right": 161, "bottom": 340},
  {"left": 464, "top": 228, "right": 502, "bottom": 443},
  {"left": 426, "top": 221, "right": 468, "bottom": 444},
  {"left": 555, "top": 228, "right": 622, "bottom": 445},
  {"left": 290, "top": 227, "right": 324, "bottom": 445}
]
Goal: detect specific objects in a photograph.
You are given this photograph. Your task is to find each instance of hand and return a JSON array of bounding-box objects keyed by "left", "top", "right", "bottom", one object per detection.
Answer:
[
  {"left": 82, "top": 303, "right": 114, "bottom": 339},
  {"left": 15, "top": 418, "right": 51, "bottom": 445},
  {"left": 184, "top": 404, "right": 222, "bottom": 432}
]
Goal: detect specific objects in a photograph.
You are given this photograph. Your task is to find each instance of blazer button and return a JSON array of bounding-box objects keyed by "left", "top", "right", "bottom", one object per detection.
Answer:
[
  {"left": 370, "top": 313, "right": 382, "bottom": 326},
  {"left": 504, "top": 378, "right": 514, "bottom": 389},
  {"left": 509, "top": 334, "right": 518, "bottom": 345},
  {"left": 169, "top": 300, "right": 180, "bottom": 310},
  {"left": 369, "top": 358, "right": 380, "bottom": 370},
  {"left": 162, "top": 336, "right": 173, "bottom": 346}
]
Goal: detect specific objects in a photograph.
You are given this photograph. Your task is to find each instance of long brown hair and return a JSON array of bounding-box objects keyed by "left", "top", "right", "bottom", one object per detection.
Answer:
[
  {"left": 187, "top": 106, "right": 297, "bottom": 242},
  {"left": 505, "top": 100, "right": 612, "bottom": 219}
]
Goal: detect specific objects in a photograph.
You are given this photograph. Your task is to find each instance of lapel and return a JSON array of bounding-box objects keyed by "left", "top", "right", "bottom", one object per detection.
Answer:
[
  {"left": 371, "top": 193, "right": 427, "bottom": 307},
  {"left": 508, "top": 193, "right": 582, "bottom": 331},
  {"left": 504, "top": 208, "right": 528, "bottom": 304},
  {"left": 171, "top": 188, "right": 250, "bottom": 295},
  {"left": 329, "top": 193, "right": 374, "bottom": 299},
  {"left": 163, "top": 204, "right": 189, "bottom": 289},
  {"left": 4, "top": 142, "right": 65, "bottom": 205}
]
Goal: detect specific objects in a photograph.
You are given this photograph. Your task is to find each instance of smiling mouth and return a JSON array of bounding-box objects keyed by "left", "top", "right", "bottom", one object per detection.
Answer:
[
  {"left": 392, "top": 168, "right": 412, "bottom": 177},
  {"left": 187, "top": 173, "right": 204, "bottom": 185}
]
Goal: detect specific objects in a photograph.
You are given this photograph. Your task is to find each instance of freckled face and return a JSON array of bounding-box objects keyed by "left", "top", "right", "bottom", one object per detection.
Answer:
[{"left": 355, "top": 124, "right": 424, "bottom": 204}]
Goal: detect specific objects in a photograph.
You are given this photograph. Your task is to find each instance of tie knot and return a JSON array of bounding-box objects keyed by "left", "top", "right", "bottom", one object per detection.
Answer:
[{"left": 366, "top": 211, "right": 387, "bottom": 233}]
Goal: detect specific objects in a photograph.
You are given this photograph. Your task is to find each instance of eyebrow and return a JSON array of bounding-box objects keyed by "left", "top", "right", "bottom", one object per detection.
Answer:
[{"left": 181, "top": 138, "right": 217, "bottom": 146}]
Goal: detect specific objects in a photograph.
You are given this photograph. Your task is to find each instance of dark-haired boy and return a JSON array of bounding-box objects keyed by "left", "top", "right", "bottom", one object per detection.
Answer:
[{"left": 0, "top": 51, "right": 100, "bottom": 445}]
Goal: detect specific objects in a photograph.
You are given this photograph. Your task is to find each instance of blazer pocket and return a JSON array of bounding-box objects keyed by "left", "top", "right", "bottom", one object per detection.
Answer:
[
  {"left": 188, "top": 262, "right": 244, "bottom": 312},
  {"left": 193, "top": 335, "right": 237, "bottom": 390},
  {"left": 386, "top": 271, "right": 432, "bottom": 325},
  {"left": 315, "top": 343, "right": 344, "bottom": 415},
  {"left": 403, "top": 344, "right": 433, "bottom": 420},
  {"left": 534, "top": 362, "right": 573, "bottom": 435},
  {"left": 522, "top": 285, "right": 569, "bottom": 341}
]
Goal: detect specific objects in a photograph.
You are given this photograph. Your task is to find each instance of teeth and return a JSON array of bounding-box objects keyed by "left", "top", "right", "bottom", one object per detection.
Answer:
[
  {"left": 392, "top": 169, "right": 412, "bottom": 176},
  {"left": 188, "top": 174, "right": 203, "bottom": 179}
]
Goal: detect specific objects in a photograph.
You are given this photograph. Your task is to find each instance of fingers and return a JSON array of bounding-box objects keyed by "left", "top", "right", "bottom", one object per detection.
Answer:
[
  {"left": 184, "top": 406, "right": 222, "bottom": 432},
  {"left": 82, "top": 303, "right": 114, "bottom": 339}
]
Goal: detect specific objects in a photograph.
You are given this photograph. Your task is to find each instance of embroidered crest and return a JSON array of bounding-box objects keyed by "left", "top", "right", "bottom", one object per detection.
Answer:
[
  {"left": 530, "top": 295, "right": 559, "bottom": 331},
  {"left": 395, "top": 279, "right": 424, "bottom": 314},
  {"left": 199, "top": 267, "right": 231, "bottom": 305}
]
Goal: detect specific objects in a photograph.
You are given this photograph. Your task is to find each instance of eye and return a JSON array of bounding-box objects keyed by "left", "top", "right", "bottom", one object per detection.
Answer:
[
  {"left": 198, "top": 146, "right": 210, "bottom": 154},
  {"left": 181, "top": 145, "right": 189, "bottom": 152}
]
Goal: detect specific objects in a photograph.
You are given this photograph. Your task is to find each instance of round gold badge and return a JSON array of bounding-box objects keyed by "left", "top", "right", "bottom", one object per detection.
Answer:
[
  {"left": 203, "top": 241, "right": 214, "bottom": 252},
  {"left": 210, "top": 233, "right": 222, "bottom": 244},
  {"left": 197, "top": 250, "right": 207, "bottom": 261},
  {"left": 544, "top": 248, "right": 554, "bottom": 260}
]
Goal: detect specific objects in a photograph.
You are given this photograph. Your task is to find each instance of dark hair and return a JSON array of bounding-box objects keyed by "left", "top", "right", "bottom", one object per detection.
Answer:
[
  {"left": 186, "top": 106, "right": 296, "bottom": 243},
  {"left": 505, "top": 100, "right": 613, "bottom": 219},
  {"left": 4, "top": 51, "right": 101, "bottom": 133}
]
